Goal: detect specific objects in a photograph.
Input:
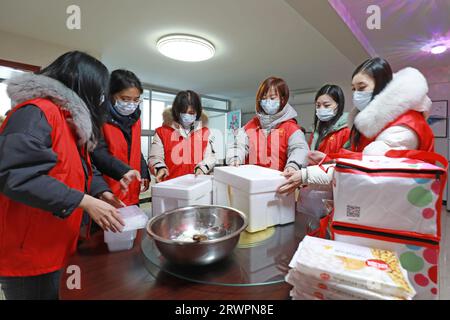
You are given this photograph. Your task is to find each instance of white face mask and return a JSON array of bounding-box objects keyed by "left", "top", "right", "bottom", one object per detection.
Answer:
[
  {"left": 180, "top": 113, "right": 197, "bottom": 128},
  {"left": 353, "top": 91, "right": 373, "bottom": 112},
  {"left": 114, "top": 100, "right": 140, "bottom": 116},
  {"left": 316, "top": 107, "right": 337, "bottom": 122},
  {"left": 260, "top": 99, "right": 280, "bottom": 115}
]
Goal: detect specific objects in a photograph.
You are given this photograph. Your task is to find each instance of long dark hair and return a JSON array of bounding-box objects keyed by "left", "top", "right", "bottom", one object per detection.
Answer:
[
  {"left": 172, "top": 90, "right": 202, "bottom": 123},
  {"left": 37, "top": 51, "right": 110, "bottom": 143},
  {"left": 350, "top": 57, "right": 393, "bottom": 149},
  {"left": 110, "top": 69, "right": 143, "bottom": 97},
  {"left": 313, "top": 84, "right": 345, "bottom": 148}
]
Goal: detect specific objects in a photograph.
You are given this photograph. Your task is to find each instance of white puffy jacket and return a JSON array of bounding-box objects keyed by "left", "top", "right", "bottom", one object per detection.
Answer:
[{"left": 303, "top": 67, "right": 432, "bottom": 185}]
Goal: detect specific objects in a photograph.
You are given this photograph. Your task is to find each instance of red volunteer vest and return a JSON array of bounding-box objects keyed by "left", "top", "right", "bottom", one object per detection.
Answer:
[
  {"left": 244, "top": 117, "right": 300, "bottom": 171},
  {"left": 0, "top": 98, "right": 92, "bottom": 277},
  {"left": 156, "top": 125, "right": 210, "bottom": 181},
  {"left": 102, "top": 120, "right": 142, "bottom": 205},
  {"left": 309, "top": 127, "right": 351, "bottom": 154},
  {"left": 351, "top": 110, "right": 434, "bottom": 153}
]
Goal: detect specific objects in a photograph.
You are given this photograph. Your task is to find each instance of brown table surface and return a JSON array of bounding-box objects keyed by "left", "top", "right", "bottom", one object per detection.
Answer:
[{"left": 60, "top": 230, "right": 293, "bottom": 300}]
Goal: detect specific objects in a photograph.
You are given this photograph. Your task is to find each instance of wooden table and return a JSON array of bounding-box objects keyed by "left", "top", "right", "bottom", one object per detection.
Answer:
[{"left": 60, "top": 230, "right": 292, "bottom": 300}]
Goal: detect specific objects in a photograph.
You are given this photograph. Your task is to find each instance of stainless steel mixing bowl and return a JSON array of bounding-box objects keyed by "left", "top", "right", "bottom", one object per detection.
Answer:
[{"left": 146, "top": 205, "right": 248, "bottom": 266}]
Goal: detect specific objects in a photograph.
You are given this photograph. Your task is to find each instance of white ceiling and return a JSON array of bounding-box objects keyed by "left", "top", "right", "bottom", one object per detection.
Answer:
[
  {"left": 330, "top": 0, "right": 450, "bottom": 83},
  {"left": 0, "top": 0, "right": 361, "bottom": 99}
]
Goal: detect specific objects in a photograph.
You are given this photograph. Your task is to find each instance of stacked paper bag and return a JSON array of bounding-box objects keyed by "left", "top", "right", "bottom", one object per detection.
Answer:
[{"left": 286, "top": 236, "right": 416, "bottom": 300}]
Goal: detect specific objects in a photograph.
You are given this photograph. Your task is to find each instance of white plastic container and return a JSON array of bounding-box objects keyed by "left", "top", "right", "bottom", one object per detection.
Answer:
[
  {"left": 213, "top": 165, "right": 295, "bottom": 233},
  {"left": 151, "top": 174, "right": 213, "bottom": 217},
  {"left": 104, "top": 205, "right": 149, "bottom": 252},
  {"left": 104, "top": 229, "right": 137, "bottom": 252}
]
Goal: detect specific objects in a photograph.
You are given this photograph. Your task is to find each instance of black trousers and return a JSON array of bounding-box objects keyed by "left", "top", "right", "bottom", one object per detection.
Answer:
[{"left": 0, "top": 269, "right": 61, "bottom": 300}]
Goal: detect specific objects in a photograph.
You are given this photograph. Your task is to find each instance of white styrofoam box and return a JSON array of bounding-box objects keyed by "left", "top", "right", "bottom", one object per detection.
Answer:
[
  {"left": 213, "top": 165, "right": 295, "bottom": 233},
  {"left": 104, "top": 206, "right": 148, "bottom": 252},
  {"left": 333, "top": 156, "right": 446, "bottom": 238},
  {"left": 151, "top": 174, "right": 213, "bottom": 217},
  {"left": 333, "top": 229, "right": 440, "bottom": 300}
]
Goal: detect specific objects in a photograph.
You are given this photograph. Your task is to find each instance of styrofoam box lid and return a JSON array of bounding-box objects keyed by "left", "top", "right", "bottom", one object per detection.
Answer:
[
  {"left": 117, "top": 205, "right": 149, "bottom": 232},
  {"left": 213, "top": 165, "right": 287, "bottom": 193},
  {"left": 151, "top": 174, "right": 213, "bottom": 200}
]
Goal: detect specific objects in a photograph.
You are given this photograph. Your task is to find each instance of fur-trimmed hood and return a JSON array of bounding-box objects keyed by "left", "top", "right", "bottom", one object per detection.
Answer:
[
  {"left": 348, "top": 67, "right": 432, "bottom": 138},
  {"left": 6, "top": 73, "right": 95, "bottom": 150},
  {"left": 162, "top": 107, "right": 209, "bottom": 128}
]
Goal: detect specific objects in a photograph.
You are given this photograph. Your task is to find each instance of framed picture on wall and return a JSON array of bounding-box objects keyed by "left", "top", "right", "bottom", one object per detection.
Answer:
[
  {"left": 428, "top": 100, "right": 448, "bottom": 138},
  {"left": 227, "top": 110, "right": 241, "bottom": 131}
]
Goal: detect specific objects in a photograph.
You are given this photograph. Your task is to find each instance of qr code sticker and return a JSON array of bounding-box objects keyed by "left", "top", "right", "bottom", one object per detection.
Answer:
[{"left": 346, "top": 205, "right": 360, "bottom": 218}]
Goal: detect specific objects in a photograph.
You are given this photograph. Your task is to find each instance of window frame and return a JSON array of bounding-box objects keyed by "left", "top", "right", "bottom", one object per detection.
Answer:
[{"left": 140, "top": 83, "right": 230, "bottom": 164}]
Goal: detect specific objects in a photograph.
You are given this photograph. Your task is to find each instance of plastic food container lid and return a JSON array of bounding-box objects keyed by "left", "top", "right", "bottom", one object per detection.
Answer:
[{"left": 118, "top": 205, "right": 149, "bottom": 232}]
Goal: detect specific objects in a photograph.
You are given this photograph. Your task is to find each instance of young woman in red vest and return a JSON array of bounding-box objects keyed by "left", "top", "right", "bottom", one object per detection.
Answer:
[
  {"left": 91, "top": 70, "right": 150, "bottom": 206},
  {"left": 149, "top": 90, "right": 216, "bottom": 182},
  {"left": 278, "top": 57, "right": 434, "bottom": 194},
  {"left": 226, "top": 77, "right": 309, "bottom": 172},
  {"left": 0, "top": 52, "right": 126, "bottom": 300},
  {"left": 307, "top": 84, "right": 350, "bottom": 164}
]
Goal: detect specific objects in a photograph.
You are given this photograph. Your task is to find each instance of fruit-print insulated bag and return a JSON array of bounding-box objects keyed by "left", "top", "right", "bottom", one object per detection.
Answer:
[{"left": 329, "top": 150, "right": 448, "bottom": 299}]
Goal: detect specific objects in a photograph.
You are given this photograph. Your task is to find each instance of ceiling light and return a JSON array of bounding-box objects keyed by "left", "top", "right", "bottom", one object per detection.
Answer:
[
  {"left": 157, "top": 34, "right": 215, "bottom": 62},
  {"left": 430, "top": 44, "right": 447, "bottom": 55},
  {"left": 421, "top": 40, "right": 450, "bottom": 55}
]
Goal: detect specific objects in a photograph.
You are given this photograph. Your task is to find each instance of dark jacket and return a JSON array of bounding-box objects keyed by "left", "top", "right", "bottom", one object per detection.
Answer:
[
  {"left": 0, "top": 73, "right": 111, "bottom": 276},
  {"left": 0, "top": 105, "right": 110, "bottom": 217},
  {"left": 91, "top": 101, "right": 150, "bottom": 181}
]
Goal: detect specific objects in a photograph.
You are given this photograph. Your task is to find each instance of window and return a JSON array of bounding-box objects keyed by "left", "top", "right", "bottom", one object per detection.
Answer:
[
  {"left": 0, "top": 82, "right": 11, "bottom": 117},
  {"left": 138, "top": 86, "right": 229, "bottom": 166},
  {"left": 0, "top": 60, "right": 40, "bottom": 117},
  {"left": 0, "top": 66, "right": 30, "bottom": 116},
  {"left": 140, "top": 89, "right": 152, "bottom": 162},
  {"left": 201, "top": 96, "right": 228, "bottom": 110},
  {"left": 203, "top": 109, "right": 227, "bottom": 163},
  {"left": 150, "top": 91, "right": 176, "bottom": 130}
]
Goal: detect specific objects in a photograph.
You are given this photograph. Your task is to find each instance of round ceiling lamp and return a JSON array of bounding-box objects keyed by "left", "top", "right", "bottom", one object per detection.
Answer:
[
  {"left": 421, "top": 40, "right": 450, "bottom": 55},
  {"left": 157, "top": 34, "right": 215, "bottom": 62}
]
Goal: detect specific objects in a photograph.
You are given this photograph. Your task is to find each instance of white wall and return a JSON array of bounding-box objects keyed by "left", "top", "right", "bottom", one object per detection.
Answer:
[
  {"left": 0, "top": 29, "right": 99, "bottom": 69},
  {"left": 428, "top": 81, "right": 450, "bottom": 202}
]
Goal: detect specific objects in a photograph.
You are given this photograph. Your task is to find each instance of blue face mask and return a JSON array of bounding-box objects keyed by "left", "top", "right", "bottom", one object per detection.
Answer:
[
  {"left": 316, "top": 107, "right": 337, "bottom": 122},
  {"left": 260, "top": 99, "right": 280, "bottom": 115},
  {"left": 114, "top": 100, "right": 140, "bottom": 116},
  {"left": 180, "top": 113, "right": 197, "bottom": 128},
  {"left": 353, "top": 91, "right": 373, "bottom": 112}
]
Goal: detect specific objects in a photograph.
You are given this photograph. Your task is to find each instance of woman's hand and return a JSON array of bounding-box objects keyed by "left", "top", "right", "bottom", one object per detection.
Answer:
[
  {"left": 307, "top": 151, "right": 326, "bottom": 165},
  {"left": 277, "top": 170, "right": 303, "bottom": 195},
  {"left": 283, "top": 166, "right": 297, "bottom": 175},
  {"left": 228, "top": 160, "right": 240, "bottom": 167},
  {"left": 141, "top": 179, "right": 150, "bottom": 192},
  {"left": 120, "top": 170, "right": 141, "bottom": 193},
  {"left": 155, "top": 168, "right": 169, "bottom": 183},
  {"left": 99, "top": 191, "right": 125, "bottom": 208},
  {"left": 79, "top": 195, "right": 125, "bottom": 233}
]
